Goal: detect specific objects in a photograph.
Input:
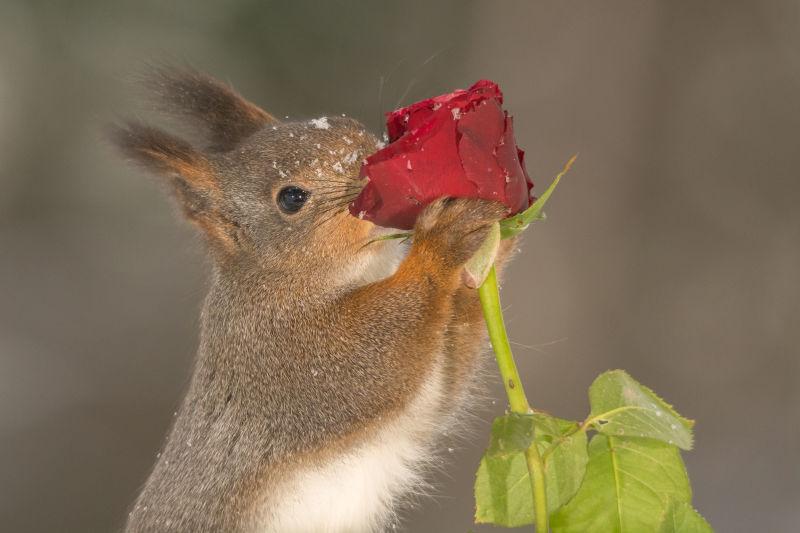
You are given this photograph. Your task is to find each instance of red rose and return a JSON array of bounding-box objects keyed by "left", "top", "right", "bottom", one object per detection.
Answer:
[{"left": 349, "top": 80, "right": 533, "bottom": 230}]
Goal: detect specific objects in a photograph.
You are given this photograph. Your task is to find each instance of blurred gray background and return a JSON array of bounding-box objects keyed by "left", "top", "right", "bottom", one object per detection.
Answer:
[{"left": 1, "top": 1, "right": 798, "bottom": 531}]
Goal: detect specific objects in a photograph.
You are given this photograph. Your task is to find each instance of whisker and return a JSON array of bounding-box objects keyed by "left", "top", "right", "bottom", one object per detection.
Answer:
[
  {"left": 312, "top": 194, "right": 358, "bottom": 212},
  {"left": 310, "top": 176, "right": 366, "bottom": 187},
  {"left": 312, "top": 194, "right": 356, "bottom": 202},
  {"left": 311, "top": 186, "right": 356, "bottom": 194},
  {"left": 377, "top": 57, "right": 407, "bottom": 122},
  {"left": 312, "top": 194, "right": 351, "bottom": 201},
  {"left": 393, "top": 46, "right": 452, "bottom": 113},
  {"left": 308, "top": 184, "right": 353, "bottom": 191},
  {"left": 309, "top": 179, "right": 358, "bottom": 187},
  {"left": 314, "top": 187, "right": 360, "bottom": 197},
  {"left": 309, "top": 185, "right": 353, "bottom": 191},
  {"left": 377, "top": 75, "right": 385, "bottom": 127},
  {"left": 308, "top": 179, "right": 354, "bottom": 185},
  {"left": 312, "top": 197, "right": 358, "bottom": 213},
  {"left": 395, "top": 78, "right": 417, "bottom": 109},
  {"left": 421, "top": 46, "right": 451, "bottom": 67},
  {"left": 313, "top": 207, "right": 348, "bottom": 231},
  {"left": 313, "top": 191, "right": 359, "bottom": 203},
  {"left": 306, "top": 177, "right": 354, "bottom": 184}
]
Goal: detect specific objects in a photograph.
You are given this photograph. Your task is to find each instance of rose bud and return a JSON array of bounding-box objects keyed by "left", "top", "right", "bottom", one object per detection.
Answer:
[{"left": 349, "top": 80, "right": 534, "bottom": 230}]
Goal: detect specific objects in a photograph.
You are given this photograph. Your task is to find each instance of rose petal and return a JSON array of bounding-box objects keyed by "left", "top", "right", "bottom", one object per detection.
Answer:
[
  {"left": 457, "top": 99, "right": 507, "bottom": 203},
  {"left": 351, "top": 79, "right": 533, "bottom": 229}
]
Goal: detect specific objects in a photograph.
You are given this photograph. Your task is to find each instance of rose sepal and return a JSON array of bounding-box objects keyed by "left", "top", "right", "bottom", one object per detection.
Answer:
[
  {"left": 463, "top": 221, "right": 501, "bottom": 289},
  {"left": 499, "top": 154, "right": 576, "bottom": 239}
]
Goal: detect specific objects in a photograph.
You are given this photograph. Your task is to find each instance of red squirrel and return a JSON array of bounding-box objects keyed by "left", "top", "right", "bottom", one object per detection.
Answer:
[{"left": 111, "top": 68, "right": 517, "bottom": 532}]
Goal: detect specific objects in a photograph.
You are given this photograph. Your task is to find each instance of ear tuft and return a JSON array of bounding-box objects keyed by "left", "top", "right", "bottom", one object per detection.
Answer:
[
  {"left": 108, "top": 121, "right": 216, "bottom": 191},
  {"left": 148, "top": 66, "right": 276, "bottom": 151}
]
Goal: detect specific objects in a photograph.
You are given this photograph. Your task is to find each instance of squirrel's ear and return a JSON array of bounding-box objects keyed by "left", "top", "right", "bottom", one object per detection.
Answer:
[
  {"left": 109, "top": 122, "right": 239, "bottom": 253},
  {"left": 109, "top": 121, "right": 216, "bottom": 192},
  {"left": 149, "top": 66, "right": 276, "bottom": 151}
]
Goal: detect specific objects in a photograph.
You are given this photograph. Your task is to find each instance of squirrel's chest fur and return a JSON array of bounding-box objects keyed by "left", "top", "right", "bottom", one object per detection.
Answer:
[
  {"left": 252, "top": 356, "right": 445, "bottom": 533},
  {"left": 252, "top": 241, "right": 445, "bottom": 532}
]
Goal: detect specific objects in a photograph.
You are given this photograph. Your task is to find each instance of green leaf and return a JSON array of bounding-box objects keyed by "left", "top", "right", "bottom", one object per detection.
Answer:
[
  {"left": 362, "top": 231, "right": 412, "bottom": 248},
  {"left": 499, "top": 154, "right": 576, "bottom": 239},
  {"left": 475, "top": 413, "right": 588, "bottom": 527},
  {"left": 551, "top": 435, "right": 691, "bottom": 533},
  {"left": 475, "top": 445, "right": 535, "bottom": 527},
  {"left": 588, "top": 370, "right": 695, "bottom": 450},
  {"left": 534, "top": 415, "right": 589, "bottom": 513},
  {"left": 475, "top": 414, "right": 537, "bottom": 527},
  {"left": 658, "top": 499, "right": 714, "bottom": 533},
  {"left": 487, "top": 412, "right": 537, "bottom": 453}
]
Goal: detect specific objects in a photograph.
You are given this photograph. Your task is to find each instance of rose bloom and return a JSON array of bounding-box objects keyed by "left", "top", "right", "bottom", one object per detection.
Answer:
[{"left": 349, "top": 80, "right": 534, "bottom": 230}]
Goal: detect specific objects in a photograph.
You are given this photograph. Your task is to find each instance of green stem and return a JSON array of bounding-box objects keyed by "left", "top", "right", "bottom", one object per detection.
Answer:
[
  {"left": 478, "top": 265, "right": 549, "bottom": 532},
  {"left": 477, "top": 266, "right": 530, "bottom": 413},
  {"left": 525, "top": 443, "right": 550, "bottom": 532}
]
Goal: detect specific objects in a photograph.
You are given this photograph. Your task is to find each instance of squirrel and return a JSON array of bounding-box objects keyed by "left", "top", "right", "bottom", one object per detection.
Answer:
[{"left": 111, "top": 67, "right": 517, "bottom": 533}]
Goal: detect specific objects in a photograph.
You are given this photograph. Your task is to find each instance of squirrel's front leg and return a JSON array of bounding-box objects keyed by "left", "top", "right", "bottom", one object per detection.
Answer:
[{"left": 328, "top": 198, "right": 508, "bottom": 418}]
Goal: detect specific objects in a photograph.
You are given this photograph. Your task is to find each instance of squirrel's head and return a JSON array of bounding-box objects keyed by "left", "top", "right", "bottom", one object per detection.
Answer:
[{"left": 111, "top": 68, "right": 399, "bottom": 286}]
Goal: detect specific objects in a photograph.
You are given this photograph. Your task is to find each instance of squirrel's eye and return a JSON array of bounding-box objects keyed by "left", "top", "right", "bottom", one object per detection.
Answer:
[{"left": 277, "top": 186, "right": 309, "bottom": 214}]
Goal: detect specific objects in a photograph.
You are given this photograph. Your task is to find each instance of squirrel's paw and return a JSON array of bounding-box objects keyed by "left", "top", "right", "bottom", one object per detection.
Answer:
[{"left": 413, "top": 198, "right": 507, "bottom": 269}]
